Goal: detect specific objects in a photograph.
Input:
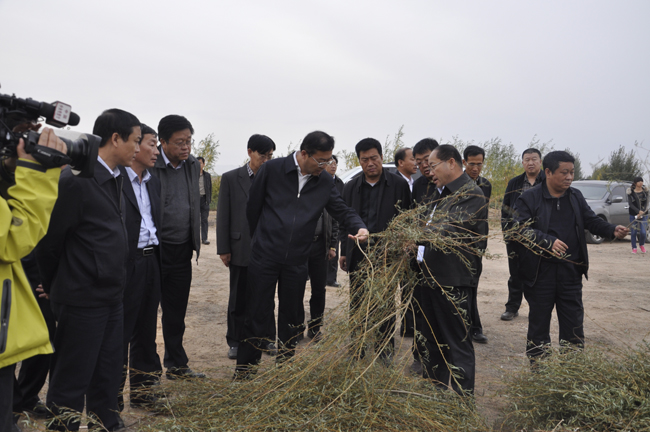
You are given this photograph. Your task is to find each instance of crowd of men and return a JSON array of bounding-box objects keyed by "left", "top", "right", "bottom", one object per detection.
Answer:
[{"left": 2, "top": 109, "right": 630, "bottom": 431}]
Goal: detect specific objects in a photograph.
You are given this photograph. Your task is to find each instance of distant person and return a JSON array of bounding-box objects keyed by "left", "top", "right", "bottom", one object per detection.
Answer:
[
  {"left": 512, "top": 151, "right": 628, "bottom": 361},
  {"left": 462, "top": 145, "right": 490, "bottom": 344},
  {"left": 118, "top": 124, "right": 163, "bottom": 409},
  {"left": 325, "top": 155, "right": 344, "bottom": 288},
  {"left": 394, "top": 147, "right": 418, "bottom": 192},
  {"left": 37, "top": 109, "right": 141, "bottom": 431},
  {"left": 627, "top": 176, "right": 648, "bottom": 254},
  {"left": 340, "top": 138, "right": 411, "bottom": 362},
  {"left": 421, "top": 145, "right": 488, "bottom": 394},
  {"left": 407, "top": 138, "right": 439, "bottom": 375},
  {"left": 217, "top": 135, "right": 277, "bottom": 360},
  {"left": 500, "top": 148, "right": 545, "bottom": 321},
  {"left": 197, "top": 156, "right": 212, "bottom": 246},
  {"left": 150, "top": 115, "right": 205, "bottom": 379},
  {"left": 235, "top": 131, "right": 367, "bottom": 377}
]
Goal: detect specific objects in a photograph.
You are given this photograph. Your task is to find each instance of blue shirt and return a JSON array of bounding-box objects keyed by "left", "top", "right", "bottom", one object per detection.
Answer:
[{"left": 125, "top": 167, "right": 159, "bottom": 248}]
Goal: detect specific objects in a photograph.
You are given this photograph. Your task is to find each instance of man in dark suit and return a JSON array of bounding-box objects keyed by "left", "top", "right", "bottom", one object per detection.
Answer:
[
  {"left": 217, "top": 135, "right": 277, "bottom": 360},
  {"left": 500, "top": 148, "right": 545, "bottom": 321},
  {"left": 235, "top": 131, "right": 368, "bottom": 377},
  {"left": 462, "top": 145, "right": 491, "bottom": 344},
  {"left": 197, "top": 156, "right": 212, "bottom": 245},
  {"left": 421, "top": 145, "right": 488, "bottom": 395},
  {"left": 118, "top": 124, "right": 163, "bottom": 409},
  {"left": 37, "top": 109, "right": 141, "bottom": 431},
  {"left": 150, "top": 115, "right": 204, "bottom": 379},
  {"left": 339, "top": 138, "right": 412, "bottom": 361},
  {"left": 325, "top": 155, "right": 344, "bottom": 288}
]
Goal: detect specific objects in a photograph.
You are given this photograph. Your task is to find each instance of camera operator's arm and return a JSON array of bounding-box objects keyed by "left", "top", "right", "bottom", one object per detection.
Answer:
[{"left": 0, "top": 131, "right": 64, "bottom": 263}]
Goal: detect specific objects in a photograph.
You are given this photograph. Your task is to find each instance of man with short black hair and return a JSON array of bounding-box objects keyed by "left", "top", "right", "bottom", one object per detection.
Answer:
[
  {"left": 420, "top": 144, "right": 488, "bottom": 394},
  {"left": 394, "top": 147, "right": 417, "bottom": 192},
  {"left": 197, "top": 156, "right": 212, "bottom": 246},
  {"left": 38, "top": 108, "right": 141, "bottom": 431},
  {"left": 235, "top": 131, "right": 368, "bottom": 376},
  {"left": 500, "top": 148, "right": 545, "bottom": 321},
  {"left": 412, "top": 138, "right": 439, "bottom": 204},
  {"left": 217, "top": 134, "right": 277, "bottom": 360},
  {"left": 512, "top": 151, "right": 628, "bottom": 361},
  {"left": 150, "top": 115, "right": 204, "bottom": 379},
  {"left": 118, "top": 124, "right": 163, "bottom": 409},
  {"left": 340, "top": 138, "right": 411, "bottom": 361}
]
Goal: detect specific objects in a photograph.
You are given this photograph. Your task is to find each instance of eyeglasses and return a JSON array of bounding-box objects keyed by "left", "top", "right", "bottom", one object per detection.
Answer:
[
  {"left": 311, "top": 156, "right": 335, "bottom": 168},
  {"left": 429, "top": 160, "right": 444, "bottom": 171},
  {"left": 171, "top": 139, "right": 194, "bottom": 149},
  {"left": 255, "top": 152, "right": 274, "bottom": 161}
]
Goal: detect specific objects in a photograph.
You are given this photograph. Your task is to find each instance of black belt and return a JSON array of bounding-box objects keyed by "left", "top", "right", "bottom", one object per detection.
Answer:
[{"left": 138, "top": 245, "right": 158, "bottom": 256}]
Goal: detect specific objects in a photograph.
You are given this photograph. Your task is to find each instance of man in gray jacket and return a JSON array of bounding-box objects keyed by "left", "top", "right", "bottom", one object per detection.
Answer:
[{"left": 150, "top": 114, "right": 204, "bottom": 379}]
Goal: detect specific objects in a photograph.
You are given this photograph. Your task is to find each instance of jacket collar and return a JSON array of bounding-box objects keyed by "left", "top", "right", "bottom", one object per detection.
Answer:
[
  {"left": 444, "top": 172, "right": 472, "bottom": 194},
  {"left": 94, "top": 159, "right": 120, "bottom": 185},
  {"left": 541, "top": 179, "right": 573, "bottom": 200}
]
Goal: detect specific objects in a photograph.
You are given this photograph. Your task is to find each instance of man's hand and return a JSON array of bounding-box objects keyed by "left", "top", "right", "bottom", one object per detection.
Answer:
[
  {"left": 551, "top": 238, "right": 568, "bottom": 256},
  {"left": 18, "top": 127, "right": 67, "bottom": 164},
  {"left": 327, "top": 249, "right": 336, "bottom": 260},
  {"left": 219, "top": 253, "right": 231, "bottom": 267},
  {"left": 348, "top": 228, "right": 369, "bottom": 242},
  {"left": 339, "top": 256, "right": 347, "bottom": 272},
  {"left": 36, "top": 284, "right": 49, "bottom": 300},
  {"left": 614, "top": 225, "right": 630, "bottom": 239}
]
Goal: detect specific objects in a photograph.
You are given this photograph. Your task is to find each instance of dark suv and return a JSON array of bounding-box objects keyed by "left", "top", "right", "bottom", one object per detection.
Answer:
[{"left": 571, "top": 180, "right": 632, "bottom": 244}]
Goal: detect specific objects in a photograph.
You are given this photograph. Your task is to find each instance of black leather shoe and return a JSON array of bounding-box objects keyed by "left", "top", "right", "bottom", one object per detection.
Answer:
[
  {"left": 24, "top": 400, "right": 49, "bottom": 418},
  {"left": 472, "top": 332, "right": 488, "bottom": 344},
  {"left": 202, "top": 240, "right": 210, "bottom": 245},
  {"left": 308, "top": 328, "right": 323, "bottom": 342},
  {"left": 131, "top": 393, "right": 165, "bottom": 409},
  {"left": 228, "top": 346, "right": 238, "bottom": 359},
  {"left": 166, "top": 367, "right": 206, "bottom": 380},
  {"left": 327, "top": 282, "right": 341, "bottom": 288},
  {"left": 264, "top": 342, "right": 278, "bottom": 356},
  {"left": 409, "top": 359, "right": 423, "bottom": 376},
  {"left": 500, "top": 311, "right": 519, "bottom": 321}
]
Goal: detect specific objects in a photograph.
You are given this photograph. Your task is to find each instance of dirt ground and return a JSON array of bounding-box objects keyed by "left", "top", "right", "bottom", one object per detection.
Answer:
[{"left": 19, "top": 211, "right": 650, "bottom": 431}]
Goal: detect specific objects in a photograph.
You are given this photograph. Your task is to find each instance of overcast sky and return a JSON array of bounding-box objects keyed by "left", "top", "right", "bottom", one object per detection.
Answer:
[{"left": 1, "top": 0, "right": 648, "bottom": 175}]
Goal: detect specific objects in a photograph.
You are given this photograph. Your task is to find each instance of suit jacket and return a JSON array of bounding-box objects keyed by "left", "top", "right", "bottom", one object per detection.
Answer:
[
  {"left": 217, "top": 165, "right": 253, "bottom": 267},
  {"left": 202, "top": 170, "right": 213, "bottom": 205},
  {"left": 247, "top": 153, "right": 366, "bottom": 266},
  {"left": 412, "top": 175, "right": 437, "bottom": 205},
  {"left": 150, "top": 148, "right": 201, "bottom": 257},
  {"left": 119, "top": 166, "right": 163, "bottom": 270},
  {"left": 501, "top": 170, "right": 545, "bottom": 230},
  {"left": 422, "top": 172, "right": 488, "bottom": 288},
  {"left": 340, "top": 170, "right": 412, "bottom": 270},
  {"left": 37, "top": 160, "right": 129, "bottom": 307}
]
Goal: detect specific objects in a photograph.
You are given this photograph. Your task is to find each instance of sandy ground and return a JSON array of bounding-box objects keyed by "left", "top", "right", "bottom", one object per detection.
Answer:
[{"left": 18, "top": 211, "right": 650, "bottom": 430}]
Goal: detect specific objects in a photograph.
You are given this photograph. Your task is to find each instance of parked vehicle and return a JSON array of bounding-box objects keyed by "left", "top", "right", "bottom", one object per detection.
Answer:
[
  {"left": 571, "top": 180, "right": 632, "bottom": 244},
  {"left": 339, "top": 164, "right": 422, "bottom": 184}
]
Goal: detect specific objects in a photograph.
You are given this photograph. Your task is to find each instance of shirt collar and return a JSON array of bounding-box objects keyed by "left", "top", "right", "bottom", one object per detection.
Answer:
[
  {"left": 125, "top": 167, "right": 151, "bottom": 184},
  {"left": 246, "top": 163, "right": 254, "bottom": 178},
  {"left": 293, "top": 151, "right": 311, "bottom": 178},
  {"left": 97, "top": 156, "right": 120, "bottom": 178},
  {"left": 161, "top": 147, "right": 185, "bottom": 169}
]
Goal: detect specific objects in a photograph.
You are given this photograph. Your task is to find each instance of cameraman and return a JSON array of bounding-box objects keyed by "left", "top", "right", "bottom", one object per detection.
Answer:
[{"left": 0, "top": 128, "right": 66, "bottom": 432}]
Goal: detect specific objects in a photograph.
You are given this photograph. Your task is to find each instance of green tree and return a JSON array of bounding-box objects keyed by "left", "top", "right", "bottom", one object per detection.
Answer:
[
  {"left": 590, "top": 145, "right": 642, "bottom": 181},
  {"left": 194, "top": 133, "right": 220, "bottom": 173},
  {"left": 382, "top": 125, "right": 405, "bottom": 163}
]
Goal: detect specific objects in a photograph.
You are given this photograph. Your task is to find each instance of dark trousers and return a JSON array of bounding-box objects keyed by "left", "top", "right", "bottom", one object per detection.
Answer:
[
  {"left": 523, "top": 261, "right": 584, "bottom": 359},
  {"left": 420, "top": 283, "right": 475, "bottom": 394},
  {"left": 13, "top": 267, "right": 56, "bottom": 412},
  {"left": 226, "top": 265, "right": 276, "bottom": 348},
  {"left": 469, "top": 286, "right": 483, "bottom": 334},
  {"left": 236, "top": 253, "right": 307, "bottom": 371},
  {"left": 348, "top": 245, "right": 395, "bottom": 355},
  {"left": 47, "top": 302, "right": 123, "bottom": 431},
  {"left": 307, "top": 236, "right": 328, "bottom": 333},
  {"left": 160, "top": 240, "right": 193, "bottom": 369},
  {"left": 409, "top": 283, "right": 427, "bottom": 360},
  {"left": 120, "top": 250, "right": 162, "bottom": 406},
  {"left": 1, "top": 364, "right": 16, "bottom": 432},
  {"left": 505, "top": 242, "right": 524, "bottom": 313},
  {"left": 326, "top": 240, "right": 339, "bottom": 285},
  {"left": 200, "top": 195, "right": 210, "bottom": 243}
]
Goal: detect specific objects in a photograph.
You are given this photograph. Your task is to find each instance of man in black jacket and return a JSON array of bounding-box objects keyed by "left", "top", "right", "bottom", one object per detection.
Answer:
[
  {"left": 412, "top": 138, "right": 439, "bottom": 205},
  {"left": 38, "top": 109, "right": 141, "bottom": 431},
  {"left": 339, "top": 138, "right": 411, "bottom": 360},
  {"left": 421, "top": 145, "right": 488, "bottom": 394},
  {"left": 217, "top": 135, "right": 277, "bottom": 360},
  {"left": 325, "top": 155, "right": 344, "bottom": 288},
  {"left": 197, "top": 157, "right": 212, "bottom": 245},
  {"left": 500, "top": 148, "right": 545, "bottom": 321},
  {"left": 118, "top": 124, "right": 163, "bottom": 409},
  {"left": 235, "top": 131, "right": 367, "bottom": 376},
  {"left": 150, "top": 115, "right": 204, "bottom": 379},
  {"left": 512, "top": 151, "right": 628, "bottom": 361}
]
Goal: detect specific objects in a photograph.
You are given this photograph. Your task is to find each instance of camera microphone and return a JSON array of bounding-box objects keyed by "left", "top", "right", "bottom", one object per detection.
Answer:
[{"left": 35, "top": 100, "right": 80, "bottom": 128}]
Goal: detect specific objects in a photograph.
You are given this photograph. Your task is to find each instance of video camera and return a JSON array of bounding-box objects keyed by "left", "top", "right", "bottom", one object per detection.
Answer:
[{"left": 0, "top": 92, "right": 99, "bottom": 177}]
